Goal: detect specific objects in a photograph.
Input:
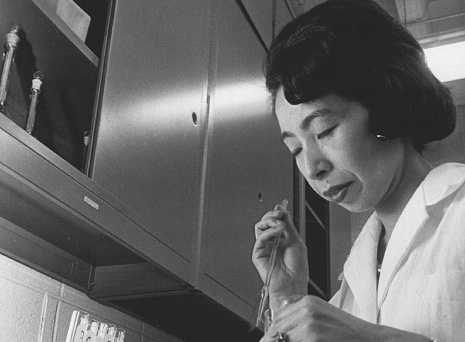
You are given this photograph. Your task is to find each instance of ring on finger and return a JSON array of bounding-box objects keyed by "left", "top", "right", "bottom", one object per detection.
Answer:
[{"left": 276, "top": 331, "right": 287, "bottom": 342}]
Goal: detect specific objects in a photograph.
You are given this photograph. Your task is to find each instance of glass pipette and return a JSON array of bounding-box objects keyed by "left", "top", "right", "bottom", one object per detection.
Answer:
[{"left": 256, "top": 199, "right": 288, "bottom": 329}]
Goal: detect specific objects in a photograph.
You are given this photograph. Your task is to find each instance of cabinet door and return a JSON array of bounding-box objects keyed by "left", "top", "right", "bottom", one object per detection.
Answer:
[
  {"left": 199, "top": 0, "right": 293, "bottom": 319},
  {"left": 91, "top": 0, "right": 210, "bottom": 278}
]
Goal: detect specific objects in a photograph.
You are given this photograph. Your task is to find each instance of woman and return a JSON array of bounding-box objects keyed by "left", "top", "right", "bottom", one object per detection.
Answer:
[{"left": 252, "top": 0, "right": 464, "bottom": 341}]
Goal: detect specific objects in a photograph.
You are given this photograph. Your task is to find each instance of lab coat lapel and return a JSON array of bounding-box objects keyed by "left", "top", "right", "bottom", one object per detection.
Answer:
[
  {"left": 376, "top": 163, "right": 465, "bottom": 312},
  {"left": 377, "top": 184, "right": 429, "bottom": 310},
  {"left": 343, "top": 214, "right": 382, "bottom": 323}
]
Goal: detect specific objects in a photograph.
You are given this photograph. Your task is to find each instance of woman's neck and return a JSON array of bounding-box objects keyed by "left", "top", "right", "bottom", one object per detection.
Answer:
[{"left": 374, "top": 143, "right": 432, "bottom": 250}]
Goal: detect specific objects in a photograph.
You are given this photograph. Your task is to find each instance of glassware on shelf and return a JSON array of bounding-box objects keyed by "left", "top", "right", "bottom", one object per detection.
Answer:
[
  {"left": 0, "top": 0, "right": 114, "bottom": 172},
  {"left": 115, "top": 329, "right": 126, "bottom": 342},
  {"left": 105, "top": 325, "right": 117, "bottom": 342},
  {"left": 25, "top": 71, "right": 44, "bottom": 134},
  {"left": 66, "top": 311, "right": 125, "bottom": 342},
  {"left": 0, "top": 25, "right": 20, "bottom": 117}
]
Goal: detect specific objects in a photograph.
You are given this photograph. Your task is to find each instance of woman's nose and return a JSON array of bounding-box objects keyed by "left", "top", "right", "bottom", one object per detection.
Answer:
[{"left": 302, "top": 151, "right": 331, "bottom": 180}]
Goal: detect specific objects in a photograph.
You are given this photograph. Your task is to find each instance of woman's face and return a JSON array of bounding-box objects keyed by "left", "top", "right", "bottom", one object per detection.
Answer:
[{"left": 275, "top": 88, "right": 406, "bottom": 213}]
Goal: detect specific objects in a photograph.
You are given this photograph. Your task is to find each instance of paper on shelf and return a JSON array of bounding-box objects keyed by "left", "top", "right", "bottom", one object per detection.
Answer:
[{"left": 56, "top": 0, "right": 90, "bottom": 42}]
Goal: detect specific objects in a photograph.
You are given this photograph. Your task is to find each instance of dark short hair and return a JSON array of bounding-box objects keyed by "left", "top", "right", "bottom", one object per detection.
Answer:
[{"left": 265, "top": 0, "right": 456, "bottom": 150}]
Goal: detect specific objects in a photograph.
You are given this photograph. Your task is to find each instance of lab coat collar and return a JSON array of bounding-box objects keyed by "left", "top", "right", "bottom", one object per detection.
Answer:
[
  {"left": 343, "top": 214, "right": 382, "bottom": 323},
  {"left": 422, "top": 163, "right": 465, "bottom": 207},
  {"left": 342, "top": 163, "right": 465, "bottom": 321},
  {"left": 376, "top": 183, "right": 428, "bottom": 309}
]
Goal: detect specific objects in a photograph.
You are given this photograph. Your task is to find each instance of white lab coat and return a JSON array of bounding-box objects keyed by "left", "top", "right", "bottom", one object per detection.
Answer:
[{"left": 329, "top": 163, "right": 465, "bottom": 341}]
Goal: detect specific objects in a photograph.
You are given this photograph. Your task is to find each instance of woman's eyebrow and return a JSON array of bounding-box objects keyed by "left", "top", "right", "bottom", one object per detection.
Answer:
[
  {"left": 281, "top": 108, "right": 331, "bottom": 141},
  {"left": 300, "top": 108, "right": 331, "bottom": 130}
]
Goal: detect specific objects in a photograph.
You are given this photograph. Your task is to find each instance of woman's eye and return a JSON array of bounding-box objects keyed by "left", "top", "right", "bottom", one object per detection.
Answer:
[{"left": 316, "top": 125, "right": 337, "bottom": 140}]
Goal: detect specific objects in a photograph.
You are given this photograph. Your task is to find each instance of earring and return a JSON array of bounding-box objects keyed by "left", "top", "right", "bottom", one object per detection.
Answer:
[{"left": 376, "top": 134, "right": 386, "bottom": 141}]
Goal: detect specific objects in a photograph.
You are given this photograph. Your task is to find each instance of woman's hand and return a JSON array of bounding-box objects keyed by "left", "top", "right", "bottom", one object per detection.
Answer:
[
  {"left": 252, "top": 203, "right": 309, "bottom": 311},
  {"left": 261, "top": 295, "right": 432, "bottom": 342}
]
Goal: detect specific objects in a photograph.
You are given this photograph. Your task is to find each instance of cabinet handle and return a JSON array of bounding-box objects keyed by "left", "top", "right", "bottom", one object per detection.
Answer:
[
  {"left": 0, "top": 26, "right": 20, "bottom": 108},
  {"left": 26, "top": 71, "right": 44, "bottom": 134}
]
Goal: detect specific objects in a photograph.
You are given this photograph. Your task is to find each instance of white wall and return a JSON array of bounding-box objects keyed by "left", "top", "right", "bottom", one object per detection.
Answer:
[{"left": 425, "top": 104, "right": 465, "bottom": 166}]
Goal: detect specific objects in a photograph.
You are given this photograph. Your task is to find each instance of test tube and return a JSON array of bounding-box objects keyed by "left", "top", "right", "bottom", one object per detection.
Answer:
[{"left": 25, "top": 71, "right": 44, "bottom": 134}]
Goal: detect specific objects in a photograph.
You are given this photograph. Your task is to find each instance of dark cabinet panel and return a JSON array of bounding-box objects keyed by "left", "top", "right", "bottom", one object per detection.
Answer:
[{"left": 91, "top": 0, "right": 211, "bottom": 270}]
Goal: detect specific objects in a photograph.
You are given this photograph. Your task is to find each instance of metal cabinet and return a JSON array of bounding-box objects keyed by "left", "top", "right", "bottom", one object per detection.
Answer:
[
  {"left": 198, "top": 0, "right": 294, "bottom": 321},
  {"left": 91, "top": 0, "right": 211, "bottom": 279},
  {"left": 0, "top": 0, "right": 294, "bottom": 340}
]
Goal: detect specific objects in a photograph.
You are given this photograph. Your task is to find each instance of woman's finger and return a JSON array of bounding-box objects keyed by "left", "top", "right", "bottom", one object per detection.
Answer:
[
  {"left": 255, "top": 223, "right": 285, "bottom": 240},
  {"left": 260, "top": 208, "right": 286, "bottom": 222},
  {"left": 278, "top": 210, "right": 302, "bottom": 242},
  {"left": 253, "top": 226, "right": 286, "bottom": 259},
  {"left": 254, "top": 217, "right": 287, "bottom": 238}
]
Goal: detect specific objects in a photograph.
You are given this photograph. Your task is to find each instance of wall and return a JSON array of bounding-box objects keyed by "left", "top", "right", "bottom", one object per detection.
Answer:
[
  {"left": 0, "top": 253, "right": 183, "bottom": 342},
  {"left": 424, "top": 104, "right": 465, "bottom": 166}
]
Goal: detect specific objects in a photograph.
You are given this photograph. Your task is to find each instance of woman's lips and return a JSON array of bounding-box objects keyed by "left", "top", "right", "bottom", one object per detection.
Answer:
[{"left": 322, "top": 182, "right": 352, "bottom": 203}]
